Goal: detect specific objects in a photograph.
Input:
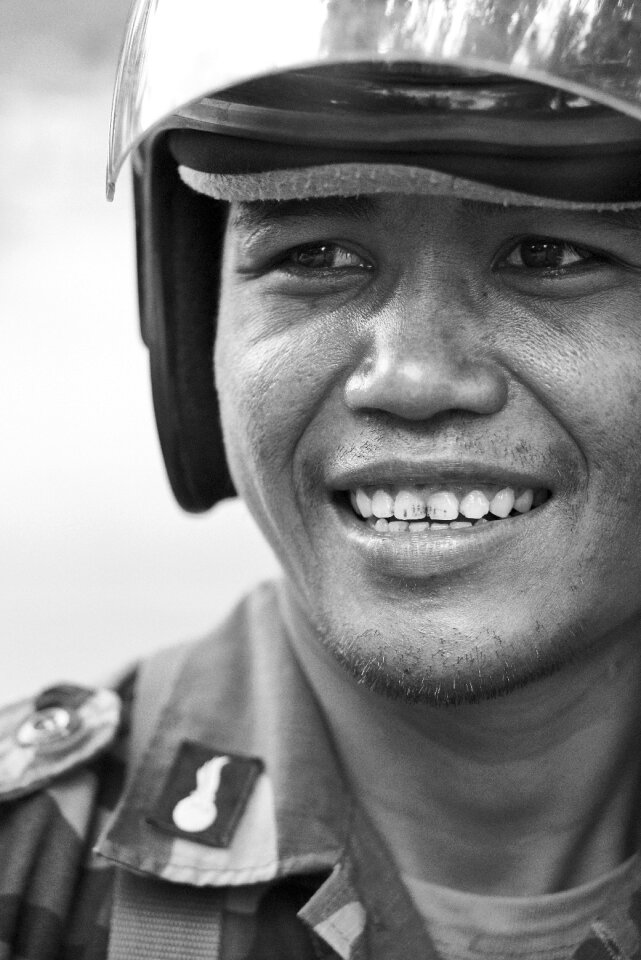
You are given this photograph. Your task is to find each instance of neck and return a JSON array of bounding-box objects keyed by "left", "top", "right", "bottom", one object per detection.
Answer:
[{"left": 279, "top": 583, "right": 641, "bottom": 896}]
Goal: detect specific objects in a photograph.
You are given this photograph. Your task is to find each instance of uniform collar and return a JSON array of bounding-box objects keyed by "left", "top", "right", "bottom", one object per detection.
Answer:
[{"left": 96, "top": 581, "right": 350, "bottom": 885}]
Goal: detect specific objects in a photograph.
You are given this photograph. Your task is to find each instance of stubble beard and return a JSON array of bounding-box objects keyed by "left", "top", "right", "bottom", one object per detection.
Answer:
[{"left": 315, "top": 618, "right": 583, "bottom": 707}]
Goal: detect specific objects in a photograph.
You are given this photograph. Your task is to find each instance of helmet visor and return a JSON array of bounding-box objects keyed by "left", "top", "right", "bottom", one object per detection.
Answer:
[{"left": 108, "top": 0, "right": 641, "bottom": 198}]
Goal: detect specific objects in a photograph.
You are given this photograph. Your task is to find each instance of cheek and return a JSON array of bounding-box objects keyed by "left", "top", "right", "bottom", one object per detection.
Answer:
[
  {"left": 214, "top": 292, "right": 351, "bottom": 504},
  {"left": 493, "top": 293, "right": 641, "bottom": 478},
  {"left": 215, "top": 325, "right": 290, "bottom": 496}
]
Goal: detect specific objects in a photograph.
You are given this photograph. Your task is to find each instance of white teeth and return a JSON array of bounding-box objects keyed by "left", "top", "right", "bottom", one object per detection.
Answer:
[
  {"left": 489, "top": 487, "right": 515, "bottom": 518},
  {"left": 459, "top": 490, "right": 490, "bottom": 520},
  {"left": 350, "top": 484, "right": 545, "bottom": 522},
  {"left": 426, "top": 491, "right": 459, "bottom": 521},
  {"left": 514, "top": 489, "right": 534, "bottom": 513},
  {"left": 355, "top": 488, "right": 373, "bottom": 518},
  {"left": 412, "top": 522, "right": 431, "bottom": 531},
  {"left": 374, "top": 518, "right": 389, "bottom": 532},
  {"left": 451, "top": 521, "right": 473, "bottom": 528},
  {"left": 394, "top": 489, "right": 426, "bottom": 520},
  {"left": 371, "top": 489, "right": 395, "bottom": 518},
  {"left": 389, "top": 520, "right": 409, "bottom": 532}
]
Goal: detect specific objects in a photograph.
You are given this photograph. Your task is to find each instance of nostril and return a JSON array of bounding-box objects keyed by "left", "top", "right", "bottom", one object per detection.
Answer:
[{"left": 344, "top": 350, "right": 508, "bottom": 421}]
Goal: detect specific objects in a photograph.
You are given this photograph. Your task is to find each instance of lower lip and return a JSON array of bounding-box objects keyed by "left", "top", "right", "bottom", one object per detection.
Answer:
[{"left": 332, "top": 501, "right": 541, "bottom": 578}]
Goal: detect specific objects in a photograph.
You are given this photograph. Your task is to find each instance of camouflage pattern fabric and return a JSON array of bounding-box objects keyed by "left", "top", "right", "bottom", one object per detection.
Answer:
[
  {"left": 2, "top": 581, "right": 637, "bottom": 960},
  {"left": 0, "top": 581, "right": 412, "bottom": 960},
  {"left": 0, "top": 671, "right": 134, "bottom": 958}
]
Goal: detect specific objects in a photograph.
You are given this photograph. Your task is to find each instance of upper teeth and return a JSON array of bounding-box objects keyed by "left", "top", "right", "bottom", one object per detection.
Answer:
[{"left": 349, "top": 485, "right": 543, "bottom": 521}]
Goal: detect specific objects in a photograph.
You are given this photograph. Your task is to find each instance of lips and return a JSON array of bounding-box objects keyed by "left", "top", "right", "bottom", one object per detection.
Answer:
[{"left": 321, "top": 460, "right": 556, "bottom": 580}]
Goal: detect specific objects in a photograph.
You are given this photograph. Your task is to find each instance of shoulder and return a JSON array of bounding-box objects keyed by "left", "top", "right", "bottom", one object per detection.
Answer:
[
  {"left": 0, "top": 676, "right": 133, "bottom": 803},
  {"left": 0, "top": 671, "right": 136, "bottom": 955},
  {"left": 0, "top": 582, "right": 282, "bottom": 833},
  {"left": 0, "top": 584, "right": 282, "bottom": 806}
]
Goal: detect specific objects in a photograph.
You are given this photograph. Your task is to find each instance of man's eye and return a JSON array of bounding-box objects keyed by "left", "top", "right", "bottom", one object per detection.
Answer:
[
  {"left": 279, "top": 243, "right": 372, "bottom": 272},
  {"left": 502, "top": 237, "right": 595, "bottom": 270}
]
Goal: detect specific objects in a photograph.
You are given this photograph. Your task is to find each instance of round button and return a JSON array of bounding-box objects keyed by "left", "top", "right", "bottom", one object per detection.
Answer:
[{"left": 16, "top": 707, "right": 76, "bottom": 747}]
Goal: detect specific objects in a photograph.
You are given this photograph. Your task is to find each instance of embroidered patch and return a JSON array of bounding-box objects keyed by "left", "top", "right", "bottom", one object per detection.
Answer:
[{"left": 147, "top": 740, "right": 264, "bottom": 848}]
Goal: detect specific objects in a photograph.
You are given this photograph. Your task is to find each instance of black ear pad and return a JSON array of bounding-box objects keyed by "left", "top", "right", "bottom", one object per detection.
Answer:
[{"left": 135, "top": 134, "right": 236, "bottom": 512}]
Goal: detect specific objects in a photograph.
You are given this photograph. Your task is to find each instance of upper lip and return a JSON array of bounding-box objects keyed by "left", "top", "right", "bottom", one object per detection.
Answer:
[{"left": 327, "top": 458, "right": 552, "bottom": 492}]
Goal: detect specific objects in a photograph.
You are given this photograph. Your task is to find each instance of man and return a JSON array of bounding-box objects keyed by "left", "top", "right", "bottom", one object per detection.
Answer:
[{"left": 4, "top": 0, "right": 641, "bottom": 957}]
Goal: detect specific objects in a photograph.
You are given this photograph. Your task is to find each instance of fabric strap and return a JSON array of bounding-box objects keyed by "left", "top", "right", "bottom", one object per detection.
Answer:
[
  {"left": 108, "top": 642, "right": 226, "bottom": 960},
  {"left": 109, "top": 869, "right": 224, "bottom": 960},
  {"left": 128, "top": 641, "right": 193, "bottom": 773}
]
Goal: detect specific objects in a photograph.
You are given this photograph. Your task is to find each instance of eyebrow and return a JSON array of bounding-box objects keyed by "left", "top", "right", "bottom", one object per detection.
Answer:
[
  {"left": 230, "top": 194, "right": 381, "bottom": 234},
  {"left": 230, "top": 192, "right": 641, "bottom": 242}
]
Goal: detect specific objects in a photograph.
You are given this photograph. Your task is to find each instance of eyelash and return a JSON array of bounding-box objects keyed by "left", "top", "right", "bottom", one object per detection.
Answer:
[
  {"left": 264, "top": 235, "right": 613, "bottom": 287},
  {"left": 274, "top": 242, "right": 373, "bottom": 273},
  {"left": 497, "top": 237, "right": 602, "bottom": 272}
]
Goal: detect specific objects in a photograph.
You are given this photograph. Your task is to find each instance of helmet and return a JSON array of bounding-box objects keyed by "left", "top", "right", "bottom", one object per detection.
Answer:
[{"left": 107, "top": 0, "right": 641, "bottom": 512}]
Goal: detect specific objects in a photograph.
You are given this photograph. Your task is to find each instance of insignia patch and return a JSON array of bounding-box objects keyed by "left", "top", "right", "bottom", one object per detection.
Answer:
[{"left": 147, "top": 740, "right": 264, "bottom": 848}]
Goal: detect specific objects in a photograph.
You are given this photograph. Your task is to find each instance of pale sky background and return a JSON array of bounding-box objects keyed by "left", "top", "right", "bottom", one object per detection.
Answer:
[{"left": 1, "top": 0, "right": 280, "bottom": 703}]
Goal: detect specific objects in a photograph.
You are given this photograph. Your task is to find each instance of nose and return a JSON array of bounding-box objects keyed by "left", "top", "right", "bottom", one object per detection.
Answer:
[{"left": 344, "top": 303, "right": 507, "bottom": 422}]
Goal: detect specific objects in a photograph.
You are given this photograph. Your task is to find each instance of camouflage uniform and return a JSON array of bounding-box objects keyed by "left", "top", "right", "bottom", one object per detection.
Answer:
[
  {"left": 0, "top": 583, "right": 427, "bottom": 960},
  {"left": 3, "top": 583, "right": 641, "bottom": 960}
]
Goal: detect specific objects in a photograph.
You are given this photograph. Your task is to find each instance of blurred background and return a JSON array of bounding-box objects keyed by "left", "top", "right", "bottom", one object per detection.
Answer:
[{"left": 0, "top": 0, "right": 280, "bottom": 702}]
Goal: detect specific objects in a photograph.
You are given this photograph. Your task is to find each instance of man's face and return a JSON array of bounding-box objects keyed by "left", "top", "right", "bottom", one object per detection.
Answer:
[{"left": 216, "top": 192, "right": 641, "bottom": 703}]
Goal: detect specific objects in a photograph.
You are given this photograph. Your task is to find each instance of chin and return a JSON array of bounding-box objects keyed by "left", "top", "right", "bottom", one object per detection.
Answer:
[{"left": 314, "top": 614, "right": 583, "bottom": 707}]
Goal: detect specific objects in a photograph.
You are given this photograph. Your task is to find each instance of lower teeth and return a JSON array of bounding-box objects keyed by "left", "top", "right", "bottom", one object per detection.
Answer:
[{"left": 369, "top": 515, "right": 501, "bottom": 532}]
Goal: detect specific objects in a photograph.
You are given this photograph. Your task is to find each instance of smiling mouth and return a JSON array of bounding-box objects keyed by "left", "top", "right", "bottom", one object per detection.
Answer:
[{"left": 342, "top": 484, "right": 550, "bottom": 532}]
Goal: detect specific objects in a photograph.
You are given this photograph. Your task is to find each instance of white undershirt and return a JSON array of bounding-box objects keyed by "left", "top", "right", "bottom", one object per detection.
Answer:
[{"left": 404, "top": 853, "right": 641, "bottom": 960}]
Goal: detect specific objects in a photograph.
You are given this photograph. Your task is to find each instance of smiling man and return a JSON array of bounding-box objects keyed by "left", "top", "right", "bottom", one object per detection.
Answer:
[
  {"left": 217, "top": 191, "right": 641, "bottom": 701},
  {"left": 4, "top": 1, "right": 641, "bottom": 958}
]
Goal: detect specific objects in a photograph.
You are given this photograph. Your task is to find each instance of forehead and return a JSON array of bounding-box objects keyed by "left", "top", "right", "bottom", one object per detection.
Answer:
[{"left": 229, "top": 194, "right": 381, "bottom": 231}]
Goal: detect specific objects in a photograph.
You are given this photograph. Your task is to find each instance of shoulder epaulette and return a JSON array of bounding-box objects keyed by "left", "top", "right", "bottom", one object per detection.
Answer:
[{"left": 0, "top": 683, "right": 121, "bottom": 801}]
